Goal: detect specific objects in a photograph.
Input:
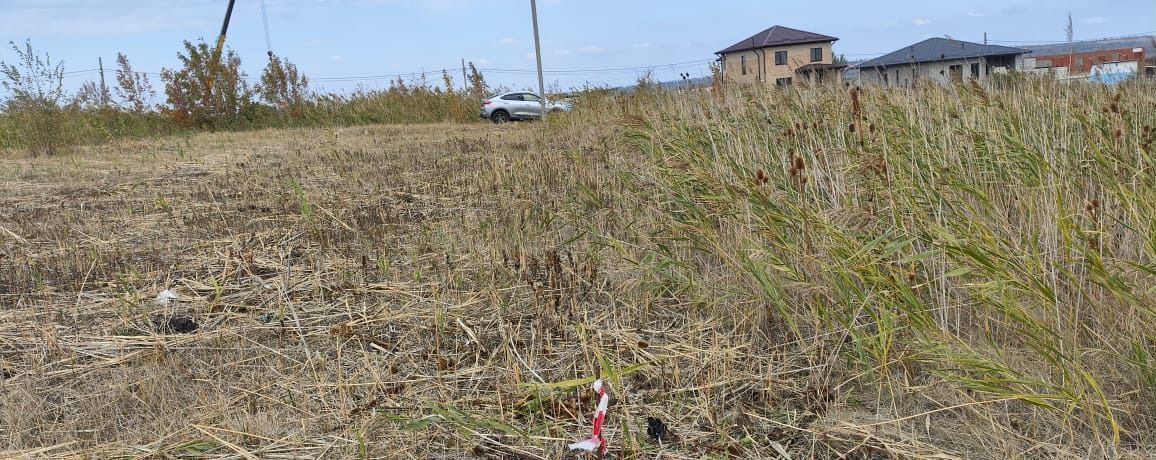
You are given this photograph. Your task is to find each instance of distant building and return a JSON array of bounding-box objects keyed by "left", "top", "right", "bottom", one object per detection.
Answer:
[
  {"left": 1020, "top": 36, "right": 1154, "bottom": 82},
  {"left": 1026, "top": 47, "right": 1145, "bottom": 74},
  {"left": 857, "top": 38, "right": 1027, "bottom": 87},
  {"left": 715, "top": 26, "right": 845, "bottom": 87}
]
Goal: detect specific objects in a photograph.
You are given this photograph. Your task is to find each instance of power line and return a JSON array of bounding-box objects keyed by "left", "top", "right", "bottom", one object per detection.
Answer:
[
  {"left": 482, "top": 59, "right": 715, "bottom": 75},
  {"left": 62, "top": 68, "right": 99, "bottom": 76},
  {"left": 986, "top": 31, "right": 1156, "bottom": 45},
  {"left": 306, "top": 59, "right": 715, "bottom": 82}
]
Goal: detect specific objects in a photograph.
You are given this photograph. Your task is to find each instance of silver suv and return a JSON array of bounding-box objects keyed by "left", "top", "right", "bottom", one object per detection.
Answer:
[{"left": 480, "top": 91, "right": 572, "bottom": 123}]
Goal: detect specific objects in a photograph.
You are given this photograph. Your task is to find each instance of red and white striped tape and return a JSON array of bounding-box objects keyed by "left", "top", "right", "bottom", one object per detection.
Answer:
[{"left": 568, "top": 379, "right": 609, "bottom": 455}]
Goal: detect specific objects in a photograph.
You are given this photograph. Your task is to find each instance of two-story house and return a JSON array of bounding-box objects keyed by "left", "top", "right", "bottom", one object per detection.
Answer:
[{"left": 716, "top": 26, "right": 844, "bottom": 86}]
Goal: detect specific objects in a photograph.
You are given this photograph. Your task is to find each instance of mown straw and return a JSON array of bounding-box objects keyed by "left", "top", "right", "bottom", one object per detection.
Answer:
[{"left": 2, "top": 77, "right": 1155, "bottom": 459}]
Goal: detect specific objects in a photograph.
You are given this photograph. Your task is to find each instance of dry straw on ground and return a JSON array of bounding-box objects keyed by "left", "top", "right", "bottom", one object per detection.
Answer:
[{"left": 2, "top": 78, "right": 1156, "bottom": 459}]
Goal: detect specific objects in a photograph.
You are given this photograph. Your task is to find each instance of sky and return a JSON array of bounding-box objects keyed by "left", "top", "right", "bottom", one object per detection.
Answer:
[{"left": 0, "top": 0, "right": 1154, "bottom": 96}]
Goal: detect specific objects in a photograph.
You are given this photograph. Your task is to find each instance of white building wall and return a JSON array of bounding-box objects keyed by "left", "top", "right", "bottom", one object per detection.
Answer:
[{"left": 857, "top": 56, "right": 1008, "bottom": 87}]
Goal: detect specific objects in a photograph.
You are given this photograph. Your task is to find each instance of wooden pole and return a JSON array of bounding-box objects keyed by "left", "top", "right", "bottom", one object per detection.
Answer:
[
  {"left": 530, "top": 0, "right": 547, "bottom": 120},
  {"left": 98, "top": 57, "right": 108, "bottom": 107}
]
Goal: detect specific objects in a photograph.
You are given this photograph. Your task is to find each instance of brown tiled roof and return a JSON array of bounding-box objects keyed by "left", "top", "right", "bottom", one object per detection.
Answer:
[{"left": 716, "top": 26, "right": 838, "bottom": 55}]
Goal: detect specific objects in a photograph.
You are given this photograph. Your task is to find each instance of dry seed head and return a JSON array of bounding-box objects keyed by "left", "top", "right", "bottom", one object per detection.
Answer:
[
  {"left": 851, "top": 87, "right": 861, "bottom": 117},
  {"left": 793, "top": 156, "right": 805, "bottom": 170}
]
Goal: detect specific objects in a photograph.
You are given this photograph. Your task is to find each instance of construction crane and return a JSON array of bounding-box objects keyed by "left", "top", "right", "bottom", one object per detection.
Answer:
[
  {"left": 206, "top": 0, "right": 238, "bottom": 102},
  {"left": 205, "top": 0, "right": 274, "bottom": 103}
]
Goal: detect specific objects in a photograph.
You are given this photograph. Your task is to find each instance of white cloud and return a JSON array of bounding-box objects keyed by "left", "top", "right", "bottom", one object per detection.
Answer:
[
  {"left": 632, "top": 42, "right": 652, "bottom": 49},
  {"left": 330, "top": 55, "right": 344, "bottom": 61},
  {"left": 967, "top": 11, "right": 984, "bottom": 17},
  {"left": 577, "top": 45, "right": 604, "bottom": 54},
  {"left": 554, "top": 49, "right": 572, "bottom": 56},
  {"left": 499, "top": 37, "right": 517, "bottom": 46},
  {"left": 475, "top": 58, "right": 491, "bottom": 65},
  {"left": 1086, "top": 16, "right": 1107, "bottom": 24},
  {"left": 913, "top": 18, "right": 932, "bottom": 26}
]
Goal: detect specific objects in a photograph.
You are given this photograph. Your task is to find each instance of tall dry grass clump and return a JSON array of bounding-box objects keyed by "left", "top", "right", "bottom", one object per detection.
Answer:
[{"left": 607, "top": 77, "right": 1156, "bottom": 456}]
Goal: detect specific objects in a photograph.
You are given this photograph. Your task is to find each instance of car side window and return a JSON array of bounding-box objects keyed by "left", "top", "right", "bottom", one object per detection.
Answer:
[
  {"left": 523, "top": 94, "right": 541, "bottom": 102},
  {"left": 500, "top": 94, "right": 522, "bottom": 101}
]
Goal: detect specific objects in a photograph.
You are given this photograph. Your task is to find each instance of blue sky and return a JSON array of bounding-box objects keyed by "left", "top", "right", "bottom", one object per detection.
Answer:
[{"left": 1, "top": 0, "right": 1153, "bottom": 95}]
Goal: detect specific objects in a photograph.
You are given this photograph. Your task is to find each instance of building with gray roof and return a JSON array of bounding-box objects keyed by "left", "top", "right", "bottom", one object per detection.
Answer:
[{"left": 856, "top": 38, "right": 1027, "bottom": 87}]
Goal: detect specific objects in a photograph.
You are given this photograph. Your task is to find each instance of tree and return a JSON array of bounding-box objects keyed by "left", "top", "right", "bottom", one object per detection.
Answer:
[
  {"left": 114, "top": 53, "right": 155, "bottom": 113},
  {"left": 259, "top": 52, "right": 308, "bottom": 116},
  {"left": 0, "top": 40, "right": 69, "bottom": 155},
  {"left": 160, "top": 39, "right": 254, "bottom": 127},
  {"left": 73, "top": 81, "right": 110, "bottom": 109},
  {"left": 467, "top": 62, "right": 488, "bottom": 99}
]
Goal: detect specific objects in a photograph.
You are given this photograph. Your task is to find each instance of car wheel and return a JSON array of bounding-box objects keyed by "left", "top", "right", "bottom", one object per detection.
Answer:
[{"left": 491, "top": 110, "right": 511, "bottom": 124}]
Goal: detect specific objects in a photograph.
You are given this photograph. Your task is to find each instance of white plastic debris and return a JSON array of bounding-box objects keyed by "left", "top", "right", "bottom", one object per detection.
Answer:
[
  {"left": 154, "top": 289, "right": 180, "bottom": 306},
  {"left": 569, "top": 379, "right": 609, "bottom": 455}
]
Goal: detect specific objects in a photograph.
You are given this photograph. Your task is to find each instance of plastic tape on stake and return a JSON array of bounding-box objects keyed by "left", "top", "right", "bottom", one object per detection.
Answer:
[{"left": 569, "top": 379, "right": 609, "bottom": 454}]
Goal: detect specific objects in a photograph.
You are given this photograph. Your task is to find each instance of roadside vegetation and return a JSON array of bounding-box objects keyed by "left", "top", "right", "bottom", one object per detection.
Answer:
[
  {"left": 0, "top": 40, "right": 487, "bottom": 156},
  {"left": 2, "top": 38, "right": 1156, "bottom": 458}
]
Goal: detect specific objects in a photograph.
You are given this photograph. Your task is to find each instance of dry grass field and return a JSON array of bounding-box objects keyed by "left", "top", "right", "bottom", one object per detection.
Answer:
[{"left": 3, "top": 80, "right": 1156, "bottom": 459}]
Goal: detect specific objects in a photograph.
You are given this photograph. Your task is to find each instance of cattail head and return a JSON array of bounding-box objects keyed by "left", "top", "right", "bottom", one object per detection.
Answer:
[
  {"left": 851, "top": 87, "right": 862, "bottom": 118},
  {"left": 793, "top": 155, "right": 805, "bottom": 171}
]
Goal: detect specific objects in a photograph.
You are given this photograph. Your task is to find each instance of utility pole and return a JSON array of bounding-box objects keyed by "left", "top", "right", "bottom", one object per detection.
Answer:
[
  {"left": 530, "top": 0, "right": 547, "bottom": 120},
  {"left": 98, "top": 57, "right": 108, "bottom": 107},
  {"left": 461, "top": 58, "right": 468, "bottom": 93},
  {"left": 984, "top": 32, "right": 987, "bottom": 45}
]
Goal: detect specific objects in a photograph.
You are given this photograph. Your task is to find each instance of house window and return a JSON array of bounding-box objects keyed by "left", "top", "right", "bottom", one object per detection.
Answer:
[
  {"left": 774, "top": 50, "right": 787, "bottom": 66},
  {"left": 949, "top": 64, "right": 963, "bottom": 82},
  {"left": 970, "top": 63, "right": 980, "bottom": 78},
  {"left": 881, "top": 71, "right": 888, "bottom": 85},
  {"left": 810, "top": 47, "right": 823, "bottom": 62},
  {"left": 1112, "top": 53, "right": 1120, "bottom": 62},
  {"left": 741, "top": 55, "right": 748, "bottom": 75},
  {"left": 775, "top": 77, "right": 793, "bottom": 87},
  {"left": 1076, "top": 57, "right": 1084, "bottom": 70}
]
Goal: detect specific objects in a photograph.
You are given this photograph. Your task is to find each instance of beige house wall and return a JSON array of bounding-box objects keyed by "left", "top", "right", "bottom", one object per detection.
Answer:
[{"left": 722, "top": 41, "right": 835, "bottom": 85}]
